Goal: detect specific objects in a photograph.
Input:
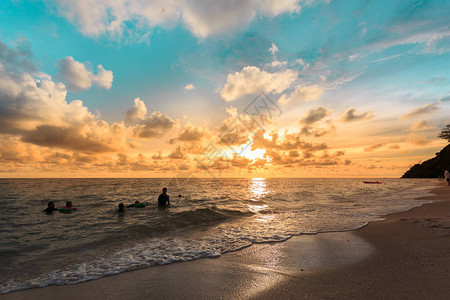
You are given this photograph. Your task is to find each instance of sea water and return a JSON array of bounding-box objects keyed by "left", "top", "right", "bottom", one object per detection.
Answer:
[{"left": 0, "top": 178, "right": 435, "bottom": 294}]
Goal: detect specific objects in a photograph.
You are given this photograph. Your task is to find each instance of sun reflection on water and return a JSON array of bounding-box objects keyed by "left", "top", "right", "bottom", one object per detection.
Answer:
[
  {"left": 247, "top": 178, "right": 274, "bottom": 223},
  {"left": 249, "top": 178, "right": 268, "bottom": 200}
]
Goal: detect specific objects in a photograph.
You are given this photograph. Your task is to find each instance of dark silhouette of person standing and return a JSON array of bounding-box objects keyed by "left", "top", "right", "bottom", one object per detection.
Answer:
[{"left": 158, "top": 187, "right": 170, "bottom": 207}]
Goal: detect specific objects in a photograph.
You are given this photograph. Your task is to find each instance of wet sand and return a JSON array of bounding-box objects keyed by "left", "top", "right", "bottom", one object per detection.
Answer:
[{"left": 2, "top": 184, "right": 450, "bottom": 299}]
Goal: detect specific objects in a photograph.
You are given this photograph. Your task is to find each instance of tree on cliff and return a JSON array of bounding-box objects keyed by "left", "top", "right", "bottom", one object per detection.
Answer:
[
  {"left": 402, "top": 124, "right": 450, "bottom": 178},
  {"left": 438, "top": 124, "right": 450, "bottom": 142}
]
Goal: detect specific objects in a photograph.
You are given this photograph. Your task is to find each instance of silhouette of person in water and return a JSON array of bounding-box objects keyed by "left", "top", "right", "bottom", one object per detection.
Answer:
[
  {"left": 61, "top": 201, "right": 77, "bottom": 211},
  {"left": 43, "top": 201, "right": 58, "bottom": 214},
  {"left": 158, "top": 187, "right": 170, "bottom": 207},
  {"left": 445, "top": 170, "right": 450, "bottom": 186},
  {"left": 118, "top": 203, "right": 125, "bottom": 212},
  {"left": 127, "top": 200, "right": 140, "bottom": 208}
]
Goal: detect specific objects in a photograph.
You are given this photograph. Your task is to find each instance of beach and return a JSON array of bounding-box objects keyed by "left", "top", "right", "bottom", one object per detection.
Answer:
[{"left": 1, "top": 183, "right": 449, "bottom": 299}]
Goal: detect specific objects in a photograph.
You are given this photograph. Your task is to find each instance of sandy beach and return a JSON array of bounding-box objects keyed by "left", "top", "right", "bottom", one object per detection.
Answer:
[{"left": 2, "top": 183, "right": 450, "bottom": 300}]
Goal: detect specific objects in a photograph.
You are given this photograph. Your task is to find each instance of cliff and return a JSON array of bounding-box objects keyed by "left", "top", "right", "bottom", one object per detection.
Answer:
[{"left": 401, "top": 144, "right": 450, "bottom": 178}]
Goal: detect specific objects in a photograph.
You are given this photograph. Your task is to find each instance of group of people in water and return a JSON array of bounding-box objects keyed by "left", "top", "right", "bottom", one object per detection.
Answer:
[
  {"left": 44, "top": 201, "right": 76, "bottom": 214},
  {"left": 44, "top": 188, "right": 172, "bottom": 214}
]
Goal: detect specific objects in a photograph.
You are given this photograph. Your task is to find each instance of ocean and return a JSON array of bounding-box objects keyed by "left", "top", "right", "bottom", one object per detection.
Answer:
[{"left": 0, "top": 178, "right": 435, "bottom": 294}]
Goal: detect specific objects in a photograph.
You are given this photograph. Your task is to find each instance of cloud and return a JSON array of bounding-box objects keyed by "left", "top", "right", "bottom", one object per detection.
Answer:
[
  {"left": 169, "top": 122, "right": 209, "bottom": 144},
  {"left": 263, "top": 148, "right": 345, "bottom": 167},
  {"left": 300, "top": 122, "right": 335, "bottom": 138},
  {"left": 152, "top": 152, "right": 163, "bottom": 160},
  {"left": 0, "top": 63, "right": 126, "bottom": 153},
  {"left": 53, "top": 0, "right": 301, "bottom": 39},
  {"left": 278, "top": 84, "right": 324, "bottom": 104},
  {"left": 0, "top": 71, "right": 68, "bottom": 133},
  {"left": 21, "top": 123, "right": 122, "bottom": 153},
  {"left": 124, "top": 98, "right": 147, "bottom": 124},
  {"left": 294, "top": 58, "right": 306, "bottom": 66},
  {"left": 56, "top": 56, "right": 113, "bottom": 91},
  {"left": 184, "top": 83, "right": 195, "bottom": 90},
  {"left": 364, "top": 143, "right": 386, "bottom": 152},
  {"left": 300, "top": 106, "right": 332, "bottom": 125},
  {"left": 214, "top": 106, "right": 264, "bottom": 147},
  {"left": 406, "top": 133, "right": 431, "bottom": 146},
  {"left": 0, "top": 39, "right": 35, "bottom": 74},
  {"left": 252, "top": 129, "right": 327, "bottom": 152},
  {"left": 401, "top": 101, "right": 441, "bottom": 120},
  {"left": 409, "top": 120, "right": 435, "bottom": 131},
  {"left": 269, "top": 42, "right": 279, "bottom": 55},
  {"left": 268, "top": 60, "right": 287, "bottom": 68},
  {"left": 366, "top": 26, "right": 450, "bottom": 54},
  {"left": 168, "top": 146, "right": 187, "bottom": 159},
  {"left": 340, "top": 107, "right": 374, "bottom": 122},
  {"left": 0, "top": 41, "right": 131, "bottom": 155},
  {"left": 123, "top": 99, "right": 176, "bottom": 139},
  {"left": 220, "top": 66, "right": 297, "bottom": 101},
  {"left": 132, "top": 111, "right": 176, "bottom": 139}
]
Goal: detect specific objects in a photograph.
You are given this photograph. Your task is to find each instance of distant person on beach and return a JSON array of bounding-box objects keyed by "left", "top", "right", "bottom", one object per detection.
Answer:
[
  {"left": 445, "top": 170, "right": 450, "bottom": 186},
  {"left": 127, "top": 200, "right": 140, "bottom": 208},
  {"left": 118, "top": 203, "right": 125, "bottom": 212},
  {"left": 158, "top": 187, "right": 170, "bottom": 207},
  {"left": 43, "top": 201, "right": 57, "bottom": 214}
]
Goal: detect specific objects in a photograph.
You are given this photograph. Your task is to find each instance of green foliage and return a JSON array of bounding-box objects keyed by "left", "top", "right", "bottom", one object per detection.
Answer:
[
  {"left": 438, "top": 124, "right": 450, "bottom": 142},
  {"left": 402, "top": 144, "right": 450, "bottom": 178}
]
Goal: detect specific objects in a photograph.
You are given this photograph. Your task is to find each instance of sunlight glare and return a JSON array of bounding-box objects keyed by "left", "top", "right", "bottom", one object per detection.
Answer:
[{"left": 239, "top": 147, "right": 266, "bottom": 161}]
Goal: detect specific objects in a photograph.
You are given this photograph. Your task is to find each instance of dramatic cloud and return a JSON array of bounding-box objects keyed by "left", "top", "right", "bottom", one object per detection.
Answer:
[
  {"left": 0, "top": 65, "right": 126, "bottom": 153},
  {"left": 0, "top": 71, "right": 68, "bottom": 133},
  {"left": 131, "top": 111, "right": 176, "bottom": 139},
  {"left": 278, "top": 84, "right": 324, "bottom": 104},
  {"left": 300, "top": 122, "right": 335, "bottom": 138},
  {"left": 215, "top": 106, "right": 261, "bottom": 146},
  {"left": 340, "top": 107, "right": 374, "bottom": 122},
  {"left": 409, "top": 120, "right": 435, "bottom": 131},
  {"left": 252, "top": 129, "right": 327, "bottom": 152},
  {"left": 123, "top": 99, "right": 176, "bottom": 139},
  {"left": 56, "top": 56, "right": 113, "bottom": 91},
  {"left": 124, "top": 98, "right": 147, "bottom": 124},
  {"left": 300, "top": 106, "right": 332, "bottom": 125},
  {"left": 0, "top": 42, "right": 126, "bottom": 155},
  {"left": 52, "top": 0, "right": 301, "bottom": 39},
  {"left": 21, "top": 123, "right": 123, "bottom": 153},
  {"left": 220, "top": 66, "right": 297, "bottom": 101},
  {"left": 169, "top": 122, "right": 209, "bottom": 144},
  {"left": 401, "top": 101, "right": 441, "bottom": 120}
]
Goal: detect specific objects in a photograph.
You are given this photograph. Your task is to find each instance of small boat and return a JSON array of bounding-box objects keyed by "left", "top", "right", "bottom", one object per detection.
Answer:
[{"left": 363, "top": 181, "right": 382, "bottom": 184}]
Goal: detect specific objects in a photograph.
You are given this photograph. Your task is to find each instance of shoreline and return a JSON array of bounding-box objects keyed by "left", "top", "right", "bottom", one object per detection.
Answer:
[{"left": 2, "top": 183, "right": 449, "bottom": 299}]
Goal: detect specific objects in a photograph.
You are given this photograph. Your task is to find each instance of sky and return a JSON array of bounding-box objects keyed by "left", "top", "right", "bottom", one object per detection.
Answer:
[{"left": 0, "top": 0, "right": 449, "bottom": 178}]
